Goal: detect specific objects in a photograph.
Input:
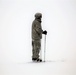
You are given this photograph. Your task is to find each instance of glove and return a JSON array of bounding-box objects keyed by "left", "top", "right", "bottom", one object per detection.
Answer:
[{"left": 43, "top": 30, "right": 47, "bottom": 35}]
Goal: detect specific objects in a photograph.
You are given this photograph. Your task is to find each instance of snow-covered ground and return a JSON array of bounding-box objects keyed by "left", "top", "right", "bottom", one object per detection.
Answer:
[
  {"left": 0, "top": 60, "right": 76, "bottom": 75},
  {"left": 0, "top": 0, "right": 76, "bottom": 75}
]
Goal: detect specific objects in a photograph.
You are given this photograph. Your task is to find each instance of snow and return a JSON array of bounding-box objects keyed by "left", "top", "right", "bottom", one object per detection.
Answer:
[
  {"left": 0, "top": 60, "right": 76, "bottom": 75},
  {"left": 0, "top": 0, "right": 76, "bottom": 75}
]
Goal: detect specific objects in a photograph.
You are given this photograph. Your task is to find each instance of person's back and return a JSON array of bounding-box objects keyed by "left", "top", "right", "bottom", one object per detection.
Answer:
[{"left": 32, "top": 15, "right": 43, "bottom": 40}]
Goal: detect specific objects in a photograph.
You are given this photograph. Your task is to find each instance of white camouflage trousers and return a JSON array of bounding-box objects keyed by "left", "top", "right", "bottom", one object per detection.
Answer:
[{"left": 32, "top": 39, "right": 41, "bottom": 59}]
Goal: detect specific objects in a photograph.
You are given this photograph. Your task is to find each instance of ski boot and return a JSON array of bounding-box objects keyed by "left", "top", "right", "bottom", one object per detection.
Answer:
[
  {"left": 37, "top": 58, "right": 42, "bottom": 62},
  {"left": 32, "top": 58, "right": 37, "bottom": 61}
]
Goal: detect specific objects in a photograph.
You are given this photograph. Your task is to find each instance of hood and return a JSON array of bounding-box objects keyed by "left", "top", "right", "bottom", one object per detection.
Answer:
[{"left": 35, "top": 13, "right": 42, "bottom": 19}]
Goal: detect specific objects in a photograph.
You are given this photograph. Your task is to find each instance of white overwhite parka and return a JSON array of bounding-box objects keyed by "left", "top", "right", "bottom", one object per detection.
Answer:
[{"left": 32, "top": 13, "right": 43, "bottom": 40}]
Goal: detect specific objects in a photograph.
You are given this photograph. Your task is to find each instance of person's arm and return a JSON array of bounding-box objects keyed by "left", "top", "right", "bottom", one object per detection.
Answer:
[
  {"left": 43, "top": 30, "right": 47, "bottom": 35},
  {"left": 35, "top": 22, "right": 43, "bottom": 34}
]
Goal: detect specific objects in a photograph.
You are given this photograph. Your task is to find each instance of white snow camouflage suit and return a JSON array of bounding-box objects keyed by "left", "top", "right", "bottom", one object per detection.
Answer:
[{"left": 32, "top": 13, "right": 43, "bottom": 59}]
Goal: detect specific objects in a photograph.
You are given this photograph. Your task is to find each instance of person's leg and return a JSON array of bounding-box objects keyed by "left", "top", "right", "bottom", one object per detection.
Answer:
[
  {"left": 36, "top": 39, "right": 41, "bottom": 59},
  {"left": 32, "top": 39, "right": 42, "bottom": 62},
  {"left": 32, "top": 40, "right": 37, "bottom": 60},
  {"left": 35, "top": 40, "right": 42, "bottom": 62}
]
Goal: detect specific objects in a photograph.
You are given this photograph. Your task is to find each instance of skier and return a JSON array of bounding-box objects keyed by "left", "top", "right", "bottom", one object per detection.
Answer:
[{"left": 32, "top": 13, "right": 47, "bottom": 62}]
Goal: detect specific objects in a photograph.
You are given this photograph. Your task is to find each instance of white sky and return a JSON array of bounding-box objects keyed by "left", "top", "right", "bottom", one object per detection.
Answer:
[{"left": 0, "top": 0, "right": 76, "bottom": 63}]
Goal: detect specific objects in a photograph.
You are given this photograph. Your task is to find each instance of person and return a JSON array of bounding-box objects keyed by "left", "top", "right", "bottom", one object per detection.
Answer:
[{"left": 32, "top": 13, "right": 47, "bottom": 62}]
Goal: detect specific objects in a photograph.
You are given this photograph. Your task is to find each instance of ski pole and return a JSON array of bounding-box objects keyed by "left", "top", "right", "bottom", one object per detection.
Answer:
[{"left": 44, "top": 34, "right": 46, "bottom": 62}]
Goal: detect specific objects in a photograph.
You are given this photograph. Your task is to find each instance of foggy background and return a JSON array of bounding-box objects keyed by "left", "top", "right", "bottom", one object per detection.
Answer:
[{"left": 0, "top": 0, "right": 76, "bottom": 75}]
